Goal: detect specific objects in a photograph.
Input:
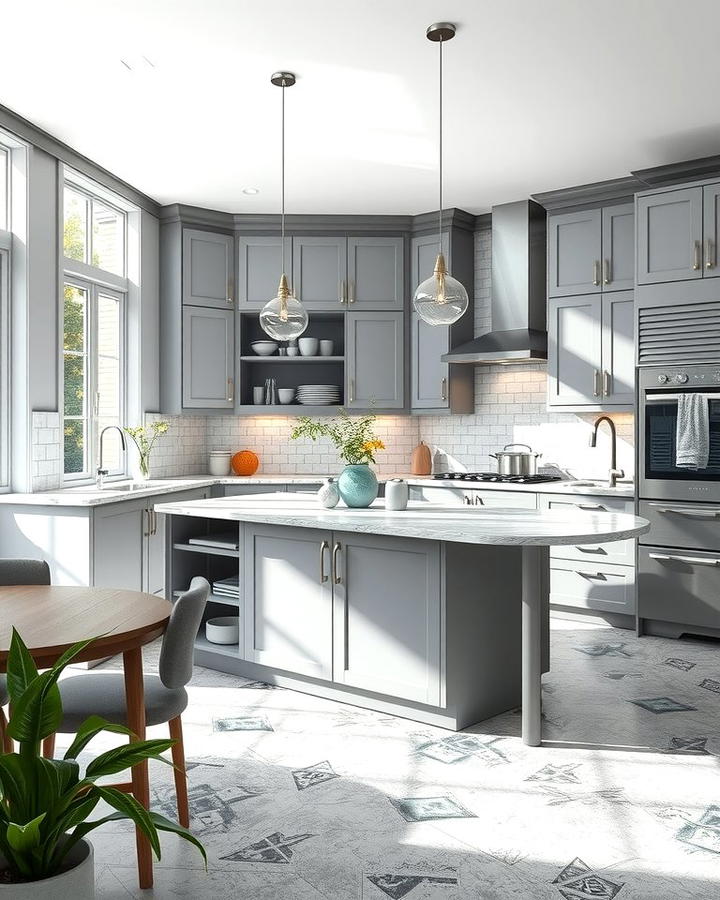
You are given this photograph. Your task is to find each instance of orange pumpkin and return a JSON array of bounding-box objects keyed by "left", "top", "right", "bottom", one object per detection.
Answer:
[{"left": 231, "top": 450, "right": 259, "bottom": 476}]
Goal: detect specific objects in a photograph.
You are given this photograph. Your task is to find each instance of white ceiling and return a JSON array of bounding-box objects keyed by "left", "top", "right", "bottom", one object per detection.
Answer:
[{"left": 2, "top": 0, "right": 719, "bottom": 214}]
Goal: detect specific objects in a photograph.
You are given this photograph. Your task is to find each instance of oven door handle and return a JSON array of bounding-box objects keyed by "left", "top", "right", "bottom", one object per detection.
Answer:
[
  {"left": 648, "top": 552, "right": 720, "bottom": 567},
  {"left": 649, "top": 504, "right": 720, "bottom": 519},
  {"left": 645, "top": 392, "right": 720, "bottom": 402}
]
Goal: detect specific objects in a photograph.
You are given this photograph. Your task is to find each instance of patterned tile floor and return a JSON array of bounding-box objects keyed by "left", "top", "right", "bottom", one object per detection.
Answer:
[{"left": 70, "top": 617, "right": 720, "bottom": 898}]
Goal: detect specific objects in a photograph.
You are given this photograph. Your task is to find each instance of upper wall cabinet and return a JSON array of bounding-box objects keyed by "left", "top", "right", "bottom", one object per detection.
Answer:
[
  {"left": 346, "top": 237, "right": 404, "bottom": 308},
  {"left": 547, "top": 290, "right": 634, "bottom": 409},
  {"left": 636, "top": 183, "right": 720, "bottom": 284},
  {"left": 346, "top": 311, "right": 404, "bottom": 409},
  {"left": 237, "top": 236, "right": 292, "bottom": 306},
  {"left": 292, "top": 236, "right": 348, "bottom": 309},
  {"left": 409, "top": 228, "right": 475, "bottom": 414},
  {"left": 182, "top": 306, "right": 234, "bottom": 409},
  {"left": 182, "top": 229, "right": 234, "bottom": 308},
  {"left": 548, "top": 203, "right": 634, "bottom": 297}
]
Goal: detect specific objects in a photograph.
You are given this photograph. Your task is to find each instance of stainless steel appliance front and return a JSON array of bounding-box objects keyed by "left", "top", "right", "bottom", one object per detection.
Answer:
[{"left": 639, "top": 364, "right": 720, "bottom": 502}]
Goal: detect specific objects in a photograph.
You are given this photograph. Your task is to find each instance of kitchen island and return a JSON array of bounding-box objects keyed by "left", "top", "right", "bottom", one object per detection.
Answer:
[{"left": 155, "top": 493, "right": 649, "bottom": 744}]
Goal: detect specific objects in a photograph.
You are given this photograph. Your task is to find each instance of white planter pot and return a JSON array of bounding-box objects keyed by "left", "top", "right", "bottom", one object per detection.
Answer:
[{"left": 0, "top": 839, "right": 94, "bottom": 899}]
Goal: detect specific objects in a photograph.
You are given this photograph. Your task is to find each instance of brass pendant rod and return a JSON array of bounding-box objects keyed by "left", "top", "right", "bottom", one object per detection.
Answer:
[
  {"left": 281, "top": 77, "right": 286, "bottom": 275},
  {"left": 438, "top": 35, "right": 443, "bottom": 255}
]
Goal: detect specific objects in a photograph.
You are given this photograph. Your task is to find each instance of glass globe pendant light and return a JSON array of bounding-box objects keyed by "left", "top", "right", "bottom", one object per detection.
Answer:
[
  {"left": 413, "top": 23, "right": 469, "bottom": 327},
  {"left": 259, "top": 72, "right": 309, "bottom": 341}
]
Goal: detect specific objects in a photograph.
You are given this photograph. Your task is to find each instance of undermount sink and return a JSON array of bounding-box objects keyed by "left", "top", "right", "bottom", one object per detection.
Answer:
[{"left": 105, "top": 481, "right": 174, "bottom": 492}]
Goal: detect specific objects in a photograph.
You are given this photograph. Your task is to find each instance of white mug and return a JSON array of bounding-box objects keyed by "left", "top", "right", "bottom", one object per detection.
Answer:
[
  {"left": 319, "top": 340, "right": 334, "bottom": 357},
  {"left": 253, "top": 386, "right": 265, "bottom": 405}
]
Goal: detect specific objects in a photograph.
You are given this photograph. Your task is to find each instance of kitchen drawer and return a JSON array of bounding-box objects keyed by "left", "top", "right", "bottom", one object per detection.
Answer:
[
  {"left": 638, "top": 500, "right": 720, "bottom": 553},
  {"left": 222, "top": 484, "right": 286, "bottom": 497},
  {"left": 410, "top": 485, "right": 465, "bottom": 505},
  {"left": 468, "top": 489, "right": 537, "bottom": 510},
  {"left": 638, "top": 544, "right": 720, "bottom": 630},
  {"left": 540, "top": 494, "right": 636, "bottom": 565},
  {"left": 550, "top": 560, "right": 636, "bottom": 615}
]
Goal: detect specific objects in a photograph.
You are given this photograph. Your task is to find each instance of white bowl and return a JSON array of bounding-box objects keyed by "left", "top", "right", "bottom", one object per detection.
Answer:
[
  {"left": 206, "top": 616, "right": 239, "bottom": 645},
  {"left": 298, "top": 337, "right": 319, "bottom": 357},
  {"left": 278, "top": 388, "right": 295, "bottom": 404},
  {"left": 251, "top": 341, "right": 279, "bottom": 356}
]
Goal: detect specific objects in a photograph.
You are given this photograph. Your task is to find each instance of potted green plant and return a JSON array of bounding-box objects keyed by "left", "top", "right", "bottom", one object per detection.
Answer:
[
  {"left": 124, "top": 421, "right": 169, "bottom": 481},
  {"left": 0, "top": 629, "right": 205, "bottom": 897},
  {"left": 291, "top": 410, "right": 385, "bottom": 508}
]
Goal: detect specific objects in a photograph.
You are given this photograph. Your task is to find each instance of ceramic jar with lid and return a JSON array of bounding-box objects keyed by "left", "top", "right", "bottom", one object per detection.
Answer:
[{"left": 385, "top": 478, "right": 409, "bottom": 511}]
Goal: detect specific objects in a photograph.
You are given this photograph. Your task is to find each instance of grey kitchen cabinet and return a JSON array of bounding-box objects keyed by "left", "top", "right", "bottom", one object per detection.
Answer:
[
  {"left": 540, "top": 494, "right": 636, "bottom": 618},
  {"left": 702, "top": 183, "right": 720, "bottom": 275},
  {"left": 600, "top": 291, "right": 635, "bottom": 405},
  {"left": 93, "top": 499, "right": 146, "bottom": 592},
  {"left": 242, "top": 524, "right": 333, "bottom": 679},
  {"left": 181, "top": 306, "right": 234, "bottom": 409},
  {"left": 548, "top": 204, "right": 634, "bottom": 297},
  {"left": 346, "top": 311, "right": 404, "bottom": 409},
  {"left": 638, "top": 545, "right": 720, "bottom": 632},
  {"left": 237, "top": 236, "right": 292, "bottom": 307},
  {"left": 409, "top": 231, "right": 474, "bottom": 413},
  {"left": 182, "top": 229, "right": 234, "bottom": 309},
  {"left": 292, "top": 236, "right": 348, "bottom": 309},
  {"left": 636, "top": 186, "right": 705, "bottom": 284},
  {"left": 347, "top": 237, "right": 404, "bottom": 309},
  {"left": 548, "top": 290, "right": 634, "bottom": 408},
  {"left": 332, "top": 531, "right": 442, "bottom": 705},
  {"left": 548, "top": 294, "right": 603, "bottom": 405}
]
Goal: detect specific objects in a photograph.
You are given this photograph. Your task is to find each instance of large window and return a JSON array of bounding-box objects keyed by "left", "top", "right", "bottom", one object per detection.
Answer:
[
  {"left": 0, "top": 248, "right": 9, "bottom": 490},
  {"left": 62, "top": 175, "right": 127, "bottom": 481}
]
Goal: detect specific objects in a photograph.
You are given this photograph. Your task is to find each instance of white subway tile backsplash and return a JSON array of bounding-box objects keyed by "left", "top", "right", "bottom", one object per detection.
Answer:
[{"left": 31, "top": 411, "right": 62, "bottom": 492}]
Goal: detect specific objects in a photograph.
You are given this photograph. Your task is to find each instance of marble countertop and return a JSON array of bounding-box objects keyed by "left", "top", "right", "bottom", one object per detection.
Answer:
[
  {"left": 154, "top": 493, "right": 649, "bottom": 547},
  {"left": 0, "top": 473, "right": 635, "bottom": 507}
]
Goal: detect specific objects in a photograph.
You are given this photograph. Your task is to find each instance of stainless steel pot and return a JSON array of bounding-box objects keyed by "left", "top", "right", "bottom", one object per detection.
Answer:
[{"left": 489, "top": 443, "right": 542, "bottom": 476}]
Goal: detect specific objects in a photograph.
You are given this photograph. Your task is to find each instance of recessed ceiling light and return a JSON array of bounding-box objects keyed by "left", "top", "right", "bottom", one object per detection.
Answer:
[{"left": 242, "top": 187, "right": 260, "bottom": 195}]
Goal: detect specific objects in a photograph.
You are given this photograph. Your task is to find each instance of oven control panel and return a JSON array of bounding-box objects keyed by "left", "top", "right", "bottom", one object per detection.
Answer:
[{"left": 655, "top": 370, "right": 720, "bottom": 385}]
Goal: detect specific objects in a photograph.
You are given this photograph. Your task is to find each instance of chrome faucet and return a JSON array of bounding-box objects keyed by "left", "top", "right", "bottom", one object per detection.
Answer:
[
  {"left": 96, "top": 425, "right": 127, "bottom": 488},
  {"left": 589, "top": 416, "right": 625, "bottom": 488}
]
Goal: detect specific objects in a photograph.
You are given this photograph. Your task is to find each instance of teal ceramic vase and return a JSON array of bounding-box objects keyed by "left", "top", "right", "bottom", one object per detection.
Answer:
[{"left": 338, "top": 464, "right": 379, "bottom": 508}]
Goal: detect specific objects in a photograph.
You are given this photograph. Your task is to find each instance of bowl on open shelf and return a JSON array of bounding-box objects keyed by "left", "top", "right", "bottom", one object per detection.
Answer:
[
  {"left": 278, "top": 388, "right": 295, "bottom": 404},
  {"left": 251, "top": 340, "right": 279, "bottom": 356},
  {"left": 206, "top": 616, "right": 240, "bottom": 645}
]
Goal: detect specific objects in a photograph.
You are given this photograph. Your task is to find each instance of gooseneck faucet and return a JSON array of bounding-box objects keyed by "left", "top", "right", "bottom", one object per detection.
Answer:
[
  {"left": 589, "top": 416, "right": 625, "bottom": 489},
  {"left": 96, "top": 425, "right": 127, "bottom": 488}
]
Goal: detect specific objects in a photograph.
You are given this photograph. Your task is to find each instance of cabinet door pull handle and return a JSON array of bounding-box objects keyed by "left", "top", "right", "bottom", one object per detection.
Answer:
[
  {"left": 474, "top": 495, "right": 484, "bottom": 505},
  {"left": 602, "top": 259, "right": 610, "bottom": 284},
  {"left": 348, "top": 279, "right": 355, "bottom": 304},
  {"left": 592, "top": 260, "right": 600, "bottom": 286},
  {"left": 603, "top": 370, "right": 610, "bottom": 396},
  {"left": 693, "top": 240, "right": 702, "bottom": 270},
  {"left": 649, "top": 552, "right": 720, "bottom": 567},
  {"left": 593, "top": 369, "right": 600, "bottom": 397},
  {"left": 348, "top": 378, "right": 354, "bottom": 404},
  {"left": 152, "top": 509, "right": 158, "bottom": 536},
  {"left": 440, "top": 377, "right": 447, "bottom": 402},
  {"left": 339, "top": 280, "right": 346, "bottom": 304},
  {"left": 332, "top": 541, "right": 342, "bottom": 584},
  {"left": 319, "top": 540, "right": 329, "bottom": 583},
  {"left": 143, "top": 509, "right": 151, "bottom": 537},
  {"left": 227, "top": 377, "right": 234, "bottom": 402},
  {"left": 706, "top": 238, "right": 715, "bottom": 269}
]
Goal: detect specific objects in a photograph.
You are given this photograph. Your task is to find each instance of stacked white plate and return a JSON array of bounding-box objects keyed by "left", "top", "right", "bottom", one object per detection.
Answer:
[{"left": 296, "top": 384, "right": 342, "bottom": 406}]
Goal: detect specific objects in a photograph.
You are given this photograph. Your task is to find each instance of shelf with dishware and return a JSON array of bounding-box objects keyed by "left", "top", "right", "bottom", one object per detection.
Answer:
[{"left": 239, "top": 356, "right": 345, "bottom": 363}]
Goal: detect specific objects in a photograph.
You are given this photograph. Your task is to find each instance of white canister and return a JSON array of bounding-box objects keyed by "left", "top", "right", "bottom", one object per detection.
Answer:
[
  {"left": 385, "top": 478, "right": 409, "bottom": 511},
  {"left": 208, "top": 450, "right": 232, "bottom": 476},
  {"left": 317, "top": 478, "right": 340, "bottom": 508}
]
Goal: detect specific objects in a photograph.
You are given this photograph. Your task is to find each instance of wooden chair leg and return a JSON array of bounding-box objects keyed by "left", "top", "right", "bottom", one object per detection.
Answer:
[
  {"left": 42, "top": 734, "right": 56, "bottom": 758},
  {"left": 0, "top": 708, "right": 12, "bottom": 754},
  {"left": 169, "top": 716, "right": 189, "bottom": 829}
]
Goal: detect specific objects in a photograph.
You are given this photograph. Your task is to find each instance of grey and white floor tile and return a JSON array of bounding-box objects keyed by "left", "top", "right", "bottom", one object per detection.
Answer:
[{"left": 71, "top": 618, "right": 720, "bottom": 898}]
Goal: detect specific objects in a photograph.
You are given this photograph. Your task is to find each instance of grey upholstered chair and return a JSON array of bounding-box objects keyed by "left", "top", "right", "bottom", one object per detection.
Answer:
[
  {"left": 0, "top": 558, "right": 51, "bottom": 752},
  {"left": 55, "top": 576, "right": 210, "bottom": 826}
]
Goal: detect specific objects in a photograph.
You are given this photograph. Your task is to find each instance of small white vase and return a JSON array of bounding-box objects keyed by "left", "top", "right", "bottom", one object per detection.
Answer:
[
  {"left": 385, "top": 478, "right": 409, "bottom": 510},
  {"left": 317, "top": 478, "right": 340, "bottom": 508},
  {"left": 0, "top": 839, "right": 94, "bottom": 899}
]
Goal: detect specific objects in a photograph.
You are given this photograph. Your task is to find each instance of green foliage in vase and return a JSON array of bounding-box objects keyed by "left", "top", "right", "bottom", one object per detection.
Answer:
[
  {"left": 124, "top": 422, "right": 170, "bottom": 477},
  {"left": 0, "top": 629, "right": 205, "bottom": 884},
  {"left": 291, "top": 409, "right": 385, "bottom": 465}
]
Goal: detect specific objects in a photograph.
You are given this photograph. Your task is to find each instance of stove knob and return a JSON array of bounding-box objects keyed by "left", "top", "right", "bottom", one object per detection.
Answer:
[
  {"left": 657, "top": 374, "right": 668, "bottom": 384},
  {"left": 676, "top": 373, "right": 689, "bottom": 384}
]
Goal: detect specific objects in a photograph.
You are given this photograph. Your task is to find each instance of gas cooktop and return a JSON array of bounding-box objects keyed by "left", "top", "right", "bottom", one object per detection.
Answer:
[{"left": 432, "top": 472, "right": 563, "bottom": 485}]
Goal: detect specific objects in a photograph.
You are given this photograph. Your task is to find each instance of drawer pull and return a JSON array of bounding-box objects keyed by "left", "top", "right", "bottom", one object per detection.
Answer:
[
  {"left": 577, "top": 571, "right": 608, "bottom": 580},
  {"left": 576, "top": 546, "right": 607, "bottom": 554},
  {"left": 653, "top": 506, "right": 720, "bottom": 519},
  {"left": 649, "top": 553, "right": 720, "bottom": 567},
  {"left": 577, "top": 503, "right": 604, "bottom": 511}
]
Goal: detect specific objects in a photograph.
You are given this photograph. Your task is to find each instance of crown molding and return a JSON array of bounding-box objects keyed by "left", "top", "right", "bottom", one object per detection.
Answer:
[
  {"left": 532, "top": 176, "right": 643, "bottom": 211},
  {"left": 632, "top": 154, "right": 720, "bottom": 187}
]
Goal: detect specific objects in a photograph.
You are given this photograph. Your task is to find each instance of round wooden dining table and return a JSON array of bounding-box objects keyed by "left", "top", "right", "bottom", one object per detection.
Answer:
[{"left": 0, "top": 585, "right": 172, "bottom": 890}]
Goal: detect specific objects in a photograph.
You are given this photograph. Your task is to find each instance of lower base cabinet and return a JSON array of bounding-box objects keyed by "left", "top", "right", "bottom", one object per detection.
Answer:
[{"left": 242, "top": 524, "right": 441, "bottom": 704}]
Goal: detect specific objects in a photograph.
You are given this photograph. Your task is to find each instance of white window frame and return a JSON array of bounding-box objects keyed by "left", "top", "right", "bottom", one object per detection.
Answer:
[
  {"left": 61, "top": 168, "right": 131, "bottom": 484},
  {"left": 0, "top": 243, "right": 9, "bottom": 490}
]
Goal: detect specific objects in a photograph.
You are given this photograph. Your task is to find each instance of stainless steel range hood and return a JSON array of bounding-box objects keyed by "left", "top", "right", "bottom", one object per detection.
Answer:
[{"left": 442, "top": 199, "right": 547, "bottom": 364}]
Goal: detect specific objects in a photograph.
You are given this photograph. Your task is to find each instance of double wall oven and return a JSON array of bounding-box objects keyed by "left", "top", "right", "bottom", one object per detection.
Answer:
[{"left": 638, "top": 365, "right": 720, "bottom": 636}]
